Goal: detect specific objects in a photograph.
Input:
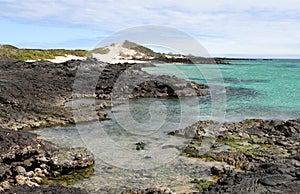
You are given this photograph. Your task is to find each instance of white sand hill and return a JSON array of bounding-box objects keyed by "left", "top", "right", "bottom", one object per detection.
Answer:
[{"left": 26, "top": 55, "right": 86, "bottom": 63}]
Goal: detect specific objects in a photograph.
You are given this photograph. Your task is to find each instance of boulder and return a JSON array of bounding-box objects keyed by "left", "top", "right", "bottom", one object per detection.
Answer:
[{"left": 0, "top": 128, "right": 95, "bottom": 191}]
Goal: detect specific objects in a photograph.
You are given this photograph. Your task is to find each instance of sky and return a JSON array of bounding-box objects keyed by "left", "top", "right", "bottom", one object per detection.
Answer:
[{"left": 0, "top": 0, "right": 300, "bottom": 58}]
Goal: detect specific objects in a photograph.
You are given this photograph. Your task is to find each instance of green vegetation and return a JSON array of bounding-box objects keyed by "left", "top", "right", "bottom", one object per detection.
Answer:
[
  {"left": 39, "top": 165, "right": 94, "bottom": 186},
  {"left": 122, "top": 40, "right": 161, "bottom": 57},
  {"left": 135, "top": 141, "right": 145, "bottom": 150},
  {"left": 184, "top": 134, "right": 289, "bottom": 170},
  {"left": 179, "top": 131, "right": 290, "bottom": 172},
  {"left": 90, "top": 47, "right": 110, "bottom": 55},
  {"left": 0, "top": 44, "right": 87, "bottom": 61},
  {"left": 191, "top": 179, "right": 216, "bottom": 190},
  {"left": 241, "top": 119, "right": 263, "bottom": 125},
  {"left": 216, "top": 135, "right": 250, "bottom": 144}
]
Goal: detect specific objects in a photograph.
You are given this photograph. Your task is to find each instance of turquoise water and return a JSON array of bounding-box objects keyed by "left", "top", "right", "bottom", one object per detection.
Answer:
[{"left": 143, "top": 59, "right": 300, "bottom": 121}]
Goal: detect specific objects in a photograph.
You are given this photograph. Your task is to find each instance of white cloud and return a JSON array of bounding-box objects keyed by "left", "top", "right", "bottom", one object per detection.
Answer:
[{"left": 0, "top": 0, "right": 299, "bottom": 57}]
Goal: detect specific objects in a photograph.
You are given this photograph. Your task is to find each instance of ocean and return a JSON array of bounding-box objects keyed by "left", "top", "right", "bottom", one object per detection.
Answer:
[{"left": 144, "top": 59, "right": 300, "bottom": 121}]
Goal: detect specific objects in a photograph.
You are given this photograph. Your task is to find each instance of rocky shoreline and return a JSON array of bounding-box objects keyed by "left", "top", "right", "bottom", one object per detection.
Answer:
[
  {"left": 0, "top": 59, "right": 208, "bottom": 130},
  {"left": 0, "top": 58, "right": 299, "bottom": 193},
  {"left": 119, "top": 119, "right": 299, "bottom": 194},
  {"left": 169, "top": 119, "right": 300, "bottom": 193},
  {"left": 0, "top": 58, "right": 209, "bottom": 193},
  {"left": 147, "top": 56, "right": 228, "bottom": 65},
  {"left": 0, "top": 127, "right": 94, "bottom": 192}
]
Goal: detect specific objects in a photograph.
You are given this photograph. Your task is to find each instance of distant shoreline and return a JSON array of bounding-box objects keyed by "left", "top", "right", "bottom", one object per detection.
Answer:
[{"left": 1, "top": 44, "right": 300, "bottom": 64}]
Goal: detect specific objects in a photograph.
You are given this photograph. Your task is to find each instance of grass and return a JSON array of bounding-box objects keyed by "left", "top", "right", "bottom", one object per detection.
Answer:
[
  {"left": 0, "top": 44, "right": 87, "bottom": 61},
  {"left": 122, "top": 40, "right": 161, "bottom": 58},
  {"left": 191, "top": 179, "right": 216, "bottom": 190},
  {"left": 90, "top": 47, "right": 110, "bottom": 55}
]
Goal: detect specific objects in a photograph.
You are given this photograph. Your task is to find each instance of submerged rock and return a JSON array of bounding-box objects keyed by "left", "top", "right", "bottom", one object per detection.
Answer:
[{"left": 135, "top": 141, "right": 146, "bottom": 150}]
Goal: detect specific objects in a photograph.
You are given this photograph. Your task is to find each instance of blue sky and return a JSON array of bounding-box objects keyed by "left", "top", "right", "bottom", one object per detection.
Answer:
[{"left": 0, "top": 0, "right": 300, "bottom": 58}]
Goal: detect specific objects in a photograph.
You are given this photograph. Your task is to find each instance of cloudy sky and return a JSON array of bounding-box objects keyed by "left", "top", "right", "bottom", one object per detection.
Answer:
[{"left": 0, "top": 0, "right": 299, "bottom": 58}]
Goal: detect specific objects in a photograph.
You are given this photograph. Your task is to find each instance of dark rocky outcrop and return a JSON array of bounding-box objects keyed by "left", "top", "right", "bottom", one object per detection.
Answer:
[
  {"left": 171, "top": 119, "right": 300, "bottom": 193},
  {"left": 0, "top": 59, "right": 208, "bottom": 130},
  {"left": 0, "top": 59, "right": 80, "bottom": 130},
  {"left": 92, "top": 61, "right": 208, "bottom": 100},
  {"left": 202, "top": 155, "right": 300, "bottom": 194},
  {"left": 2, "top": 184, "right": 89, "bottom": 194},
  {"left": 174, "top": 119, "right": 300, "bottom": 166},
  {"left": 150, "top": 56, "right": 228, "bottom": 64},
  {"left": 0, "top": 127, "right": 95, "bottom": 192},
  {"left": 122, "top": 188, "right": 175, "bottom": 194}
]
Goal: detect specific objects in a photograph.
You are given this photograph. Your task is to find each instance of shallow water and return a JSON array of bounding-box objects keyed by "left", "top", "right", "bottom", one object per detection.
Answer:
[
  {"left": 35, "top": 59, "right": 300, "bottom": 193},
  {"left": 35, "top": 98, "right": 215, "bottom": 193}
]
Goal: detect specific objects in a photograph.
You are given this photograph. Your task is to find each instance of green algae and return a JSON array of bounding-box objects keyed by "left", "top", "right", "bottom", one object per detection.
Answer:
[
  {"left": 38, "top": 165, "right": 94, "bottom": 186},
  {"left": 182, "top": 132, "right": 290, "bottom": 171},
  {"left": 191, "top": 179, "right": 216, "bottom": 190}
]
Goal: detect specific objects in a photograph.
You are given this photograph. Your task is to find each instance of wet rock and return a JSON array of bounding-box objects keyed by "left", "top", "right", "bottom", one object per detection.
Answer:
[
  {"left": 179, "top": 118, "right": 300, "bottom": 171},
  {"left": 0, "top": 180, "right": 11, "bottom": 191},
  {"left": 50, "top": 147, "right": 95, "bottom": 173},
  {"left": 202, "top": 156, "right": 300, "bottom": 194},
  {"left": 0, "top": 127, "right": 95, "bottom": 190},
  {"left": 122, "top": 187, "right": 175, "bottom": 194},
  {"left": 0, "top": 164, "right": 12, "bottom": 181},
  {"left": 176, "top": 118, "right": 300, "bottom": 193},
  {"left": 33, "top": 168, "right": 44, "bottom": 177},
  {"left": 211, "top": 164, "right": 235, "bottom": 176},
  {"left": 32, "top": 176, "right": 43, "bottom": 184},
  {"left": 15, "top": 175, "right": 28, "bottom": 185},
  {"left": 170, "top": 120, "right": 217, "bottom": 139},
  {"left": 259, "top": 175, "right": 291, "bottom": 186},
  {"left": 14, "top": 166, "right": 26, "bottom": 175},
  {"left": 25, "top": 171, "right": 34, "bottom": 178},
  {"left": 209, "top": 151, "right": 255, "bottom": 170}
]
